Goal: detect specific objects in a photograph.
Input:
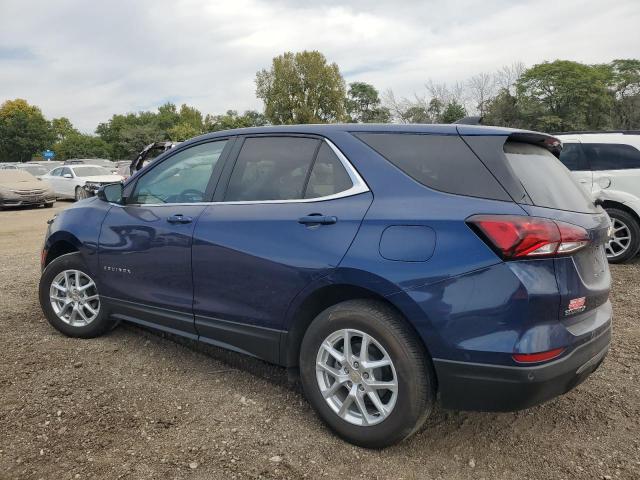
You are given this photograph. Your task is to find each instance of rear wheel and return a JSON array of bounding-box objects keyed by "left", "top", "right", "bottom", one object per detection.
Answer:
[
  {"left": 605, "top": 208, "right": 640, "bottom": 263},
  {"left": 299, "top": 299, "right": 435, "bottom": 448}
]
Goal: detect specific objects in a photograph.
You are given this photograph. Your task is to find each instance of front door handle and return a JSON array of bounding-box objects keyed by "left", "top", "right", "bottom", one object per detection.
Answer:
[
  {"left": 167, "top": 214, "right": 193, "bottom": 224},
  {"left": 298, "top": 214, "right": 338, "bottom": 226}
]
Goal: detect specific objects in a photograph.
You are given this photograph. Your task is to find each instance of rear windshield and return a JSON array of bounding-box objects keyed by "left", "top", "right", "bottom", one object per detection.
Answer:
[
  {"left": 504, "top": 141, "right": 597, "bottom": 213},
  {"left": 72, "top": 166, "right": 111, "bottom": 177}
]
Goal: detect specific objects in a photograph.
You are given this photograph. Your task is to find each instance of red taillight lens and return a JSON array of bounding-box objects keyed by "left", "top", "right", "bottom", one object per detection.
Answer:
[
  {"left": 468, "top": 215, "right": 589, "bottom": 259},
  {"left": 513, "top": 347, "right": 565, "bottom": 364}
]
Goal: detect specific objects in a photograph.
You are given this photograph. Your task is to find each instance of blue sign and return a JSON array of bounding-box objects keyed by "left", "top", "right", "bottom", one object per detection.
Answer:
[{"left": 43, "top": 150, "right": 56, "bottom": 160}]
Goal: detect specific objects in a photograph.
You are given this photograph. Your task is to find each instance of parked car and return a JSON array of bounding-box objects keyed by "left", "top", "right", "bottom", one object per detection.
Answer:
[
  {"left": 556, "top": 131, "right": 640, "bottom": 263},
  {"left": 40, "top": 165, "right": 123, "bottom": 200},
  {"left": 18, "top": 163, "right": 53, "bottom": 178},
  {"left": 0, "top": 170, "right": 55, "bottom": 209},
  {"left": 39, "top": 125, "right": 611, "bottom": 448}
]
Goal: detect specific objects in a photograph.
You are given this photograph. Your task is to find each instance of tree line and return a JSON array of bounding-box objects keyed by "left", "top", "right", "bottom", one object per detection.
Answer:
[{"left": 1, "top": 51, "right": 638, "bottom": 162}]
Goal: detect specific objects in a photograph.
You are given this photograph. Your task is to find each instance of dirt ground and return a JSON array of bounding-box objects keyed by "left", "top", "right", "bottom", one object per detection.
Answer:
[{"left": 1, "top": 202, "right": 639, "bottom": 480}]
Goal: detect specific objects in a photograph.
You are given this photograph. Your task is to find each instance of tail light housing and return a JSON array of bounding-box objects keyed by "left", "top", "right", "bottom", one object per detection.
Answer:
[{"left": 468, "top": 215, "right": 590, "bottom": 259}]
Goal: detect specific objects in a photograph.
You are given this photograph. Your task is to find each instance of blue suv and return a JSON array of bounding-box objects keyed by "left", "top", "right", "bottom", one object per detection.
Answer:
[{"left": 39, "top": 124, "right": 612, "bottom": 448}]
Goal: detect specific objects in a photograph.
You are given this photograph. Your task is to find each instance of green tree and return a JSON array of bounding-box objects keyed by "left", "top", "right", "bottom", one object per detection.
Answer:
[
  {"left": 0, "top": 99, "right": 53, "bottom": 162},
  {"left": 53, "top": 133, "right": 112, "bottom": 160},
  {"left": 345, "top": 82, "right": 391, "bottom": 123},
  {"left": 608, "top": 59, "right": 640, "bottom": 129},
  {"left": 516, "top": 60, "right": 612, "bottom": 131},
  {"left": 51, "top": 117, "right": 78, "bottom": 142},
  {"left": 204, "top": 110, "right": 268, "bottom": 132},
  {"left": 255, "top": 50, "right": 346, "bottom": 124},
  {"left": 483, "top": 89, "right": 526, "bottom": 128},
  {"left": 440, "top": 101, "right": 467, "bottom": 123}
]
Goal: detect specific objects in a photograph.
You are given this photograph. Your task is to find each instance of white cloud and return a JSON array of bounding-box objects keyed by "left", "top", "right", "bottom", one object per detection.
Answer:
[{"left": 1, "top": 0, "right": 638, "bottom": 131}]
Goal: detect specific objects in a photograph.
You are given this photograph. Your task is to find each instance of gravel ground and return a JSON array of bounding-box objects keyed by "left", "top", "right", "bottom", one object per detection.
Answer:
[{"left": 1, "top": 202, "right": 639, "bottom": 480}]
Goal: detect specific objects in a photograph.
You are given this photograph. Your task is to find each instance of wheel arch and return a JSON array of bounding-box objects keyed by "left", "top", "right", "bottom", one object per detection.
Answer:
[
  {"left": 281, "top": 281, "right": 436, "bottom": 380},
  {"left": 44, "top": 233, "right": 82, "bottom": 268},
  {"left": 601, "top": 200, "right": 640, "bottom": 225}
]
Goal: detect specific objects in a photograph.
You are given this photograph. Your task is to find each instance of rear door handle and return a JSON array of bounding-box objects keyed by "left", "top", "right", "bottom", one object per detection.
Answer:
[
  {"left": 167, "top": 214, "right": 193, "bottom": 224},
  {"left": 298, "top": 214, "right": 337, "bottom": 225}
]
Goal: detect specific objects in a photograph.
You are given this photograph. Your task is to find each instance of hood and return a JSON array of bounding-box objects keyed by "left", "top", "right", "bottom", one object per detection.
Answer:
[
  {"left": 82, "top": 175, "right": 124, "bottom": 183},
  {"left": 0, "top": 170, "right": 47, "bottom": 190}
]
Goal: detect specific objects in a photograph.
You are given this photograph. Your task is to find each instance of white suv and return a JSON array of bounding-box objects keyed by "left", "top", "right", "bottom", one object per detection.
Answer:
[{"left": 556, "top": 131, "right": 640, "bottom": 263}]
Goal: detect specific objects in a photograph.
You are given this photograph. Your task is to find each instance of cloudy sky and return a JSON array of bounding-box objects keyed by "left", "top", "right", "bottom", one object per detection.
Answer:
[{"left": 1, "top": 0, "right": 639, "bottom": 132}]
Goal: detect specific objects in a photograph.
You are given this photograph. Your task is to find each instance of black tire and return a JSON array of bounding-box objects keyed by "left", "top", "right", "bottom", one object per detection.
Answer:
[
  {"left": 299, "top": 299, "right": 435, "bottom": 448},
  {"left": 39, "top": 252, "right": 115, "bottom": 338},
  {"left": 605, "top": 208, "right": 640, "bottom": 264},
  {"left": 44, "top": 201, "right": 55, "bottom": 208}
]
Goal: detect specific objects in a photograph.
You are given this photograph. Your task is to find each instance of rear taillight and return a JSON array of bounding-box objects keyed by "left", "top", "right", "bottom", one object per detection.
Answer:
[{"left": 468, "top": 215, "right": 590, "bottom": 259}]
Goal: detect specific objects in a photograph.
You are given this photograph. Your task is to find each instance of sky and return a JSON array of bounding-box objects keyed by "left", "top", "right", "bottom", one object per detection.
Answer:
[{"left": 1, "top": 0, "right": 639, "bottom": 132}]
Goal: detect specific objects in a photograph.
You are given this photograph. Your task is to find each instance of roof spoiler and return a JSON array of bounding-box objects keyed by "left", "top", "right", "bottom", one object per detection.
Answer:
[
  {"left": 453, "top": 116, "right": 483, "bottom": 125},
  {"left": 553, "top": 130, "right": 640, "bottom": 135},
  {"left": 509, "top": 131, "right": 562, "bottom": 158}
]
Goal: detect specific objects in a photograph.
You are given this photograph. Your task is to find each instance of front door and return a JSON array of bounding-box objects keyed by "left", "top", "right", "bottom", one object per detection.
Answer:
[
  {"left": 191, "top": 136, "right": 372, "bottom": 362},
  {"left": 98, "top": 139, "right": 231, "bottom": 336}
]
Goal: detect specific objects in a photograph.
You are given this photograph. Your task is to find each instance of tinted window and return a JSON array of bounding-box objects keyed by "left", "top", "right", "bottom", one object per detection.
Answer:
[
  {"left": 225, "top": 137, "right": 319, "bottom": 201},
  {"left": 131, "top": 140, "right": 227, "bottom": 204},
  {"left": 354, "top": 133, "right": 509, "bottom": 201},
  {"left": 504, "top": 141, "right": 596, "bottom": 213},
  {"left": 304, "top": 143, "right": 353, "bottom": 198},
  {"left": 559, "top": 143, "right": 588, "bottom": 171},
  {"left": 582, "top": 143, "right": 640, "bottom": 170}
]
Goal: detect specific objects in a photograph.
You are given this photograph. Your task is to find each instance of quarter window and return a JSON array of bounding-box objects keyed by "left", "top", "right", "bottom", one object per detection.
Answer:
[
  {"left": 582, "top": 143, "right": 640, "bottom": 170},
  {"left": 304, "top": 143, "right": 353, "bottom": 199},
  {"left": 559, "top": 143, "right": 588, "bottom": 171},
  {"left": 130, "top": 140, "right": 227, "bottom": 204},
  {"left": 224, "top": 137, "right": 320, "bottom": 201}
]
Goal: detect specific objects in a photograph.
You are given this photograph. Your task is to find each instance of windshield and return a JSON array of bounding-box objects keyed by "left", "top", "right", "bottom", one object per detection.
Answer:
[
  {"left": 20, "top": 165, "right": 50, "bottom": 176},
  {"left": 504, "top": 141, "right": 597, "bottom": 213},
  {"left": 72, "top": 166, "right": 112, "bottom": 177}
]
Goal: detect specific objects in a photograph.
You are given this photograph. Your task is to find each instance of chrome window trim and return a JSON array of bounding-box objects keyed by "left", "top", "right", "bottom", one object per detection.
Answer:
[{"left": 113, "top": 138, "right": 369, "bottom": 208}]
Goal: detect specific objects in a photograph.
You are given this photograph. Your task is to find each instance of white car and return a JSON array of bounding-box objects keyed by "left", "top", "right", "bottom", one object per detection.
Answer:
[
  {"left": 557, "top": 131, "right": 640, "bottom": 263},
  {"left": 41, "top": 165, "right": 123, "bottom": 201}
]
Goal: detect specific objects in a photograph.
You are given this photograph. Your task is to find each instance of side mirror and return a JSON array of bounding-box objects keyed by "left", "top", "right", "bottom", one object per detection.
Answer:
[
  {"left": 98, "top": 182, "right": 124, "bottom": 204},
  {"left": 63, "top": 173, "right": 73, "bottom": 178}
]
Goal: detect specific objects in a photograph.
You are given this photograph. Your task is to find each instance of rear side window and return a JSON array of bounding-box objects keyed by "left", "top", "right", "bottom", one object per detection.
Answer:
[
  {"left": 559, "top": 143, "right": 588, "bottom": 171},
  {"left": 504, "top": 141, "right": 597, "bottom": 213},
  {"left": 225, "top": 137, "right": 320, "bottom": 201},
  {"left": 304, "top": 143, "right": 353, "bottom": 199},
  {"left": 354, "top": 133, "right": 509, "bottom": 201},
  {"left": 582, "top": 143, "right": 640, "bottom": 170}
]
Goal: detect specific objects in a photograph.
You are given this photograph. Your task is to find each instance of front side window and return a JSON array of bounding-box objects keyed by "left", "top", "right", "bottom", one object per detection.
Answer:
[
  {"left": 61, "top": 167, "right": 72, "bottom": 177},
  {"left": 582, "top": 143, "right": 640, "bottom": 170},
  {"left": 50, "top": 168, "right": 62, "bottom": 177},
  {"left": 131, "top": 140, "right": 227, "bottom": 204},
  {"left": 224, "top": 137, "right": 319, "bottom": 201}
]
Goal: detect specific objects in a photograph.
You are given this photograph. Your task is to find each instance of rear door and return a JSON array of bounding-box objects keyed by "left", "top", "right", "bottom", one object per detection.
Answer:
[{"left": 191, "top": 135, "right": 372, "bottom": 362}]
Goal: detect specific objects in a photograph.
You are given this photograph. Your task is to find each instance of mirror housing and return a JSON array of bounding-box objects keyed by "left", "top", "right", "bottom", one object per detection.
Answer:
[
  {"left": 97, "top": 182, "right": 124, "bottom": 204},
  {"left": 63, "top": 173, "right": 73, "bottom": 178}
]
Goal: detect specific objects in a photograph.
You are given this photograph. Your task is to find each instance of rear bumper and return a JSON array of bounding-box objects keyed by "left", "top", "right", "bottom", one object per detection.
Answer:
[{"left": 433, "top": 324, "right": 611, "bottom": 411}]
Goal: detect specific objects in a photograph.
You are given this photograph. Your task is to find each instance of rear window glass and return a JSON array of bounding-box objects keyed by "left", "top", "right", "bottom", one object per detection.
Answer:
[
  {"left": 582, "top": 143, "right": 640, "bottom": 170},
  {"left": 354, "top": 133, "right": 509, "bottom": 201},
  {"left": 504, "top": 141, "right": 597, "bottom": 213}
]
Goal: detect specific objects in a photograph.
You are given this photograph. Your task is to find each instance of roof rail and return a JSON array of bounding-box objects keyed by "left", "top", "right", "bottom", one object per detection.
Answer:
[
  {"left": 453, "top": 116, "right": 483, "bottom": 125},
  {"left": 553, "top": 130, "right": 640, "bottom": 135}
]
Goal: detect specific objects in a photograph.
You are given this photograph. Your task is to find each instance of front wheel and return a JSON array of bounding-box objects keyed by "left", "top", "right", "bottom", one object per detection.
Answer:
[
  {"left": 39, "top": 252, "right": 115, "bottom": 338},
  {"left": 605, "top": 208, "right": 640, "bottom": 264},
  {"left": 299, "top": 299, "right": 435, "bottom": 448},
  {"left": 75, "top": 186, "right": 87, "bottom": 201}
]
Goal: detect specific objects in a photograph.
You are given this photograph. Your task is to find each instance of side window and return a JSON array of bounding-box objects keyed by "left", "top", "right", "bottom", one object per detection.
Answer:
[
  {"left": 61, "top": 167, "right": 72, "bottom": 177},
  {"left": 559, "top": 143, "right": 588, "bottom": 171},
  {"left": 50, "top": 168, "right": 62, "bottom": 176},
  {"left": 130, "top": 140, "right": 227, "bottom": 204},
  {"left": 224, "top": 137, "right": 319, "bottom": 201},
  {"left": 583, "top": 143, "right": 640, "bottom": 170},
  {"left": 304, "top": 143, "right": 353, "bottom": 198},
  {"left": 354, "top": 132, "right": 510, "bottom": 201}
]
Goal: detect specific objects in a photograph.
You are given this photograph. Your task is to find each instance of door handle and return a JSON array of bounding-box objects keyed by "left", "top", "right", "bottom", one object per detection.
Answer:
[
  {"left": 579, "top": 179, "right": 588, "bottom": 184},
  {"left": 167, "top": 214, "right": 193, "bottom": 224},
  {"left": 298, "top": 214, "right": 338, "bottom": 225}
]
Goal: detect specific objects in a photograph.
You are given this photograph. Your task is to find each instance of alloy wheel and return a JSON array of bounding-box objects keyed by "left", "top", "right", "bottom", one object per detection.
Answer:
[
  {"left": 315, "top": 328, "right": 398, "bottom": 426},
  {"left": 606, "top": 218, "right": 632, "bottom": 259},
  {"left": 49, "top": 269, "right": 100, "bottom": 326}
]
